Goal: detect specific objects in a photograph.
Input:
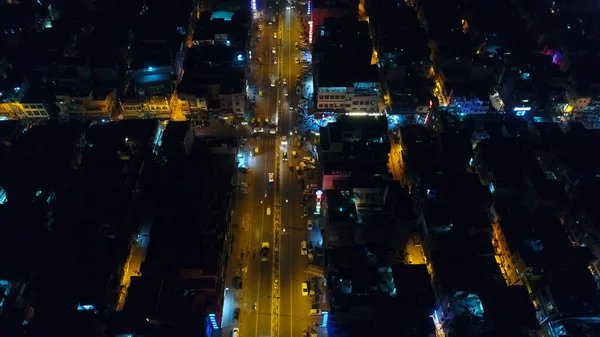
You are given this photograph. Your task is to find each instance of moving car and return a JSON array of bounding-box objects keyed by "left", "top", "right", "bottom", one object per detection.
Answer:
[
  {"left": 307, "top": 220, "right": 313, "bottom": 231},
  {"left": 301, "top": 241, "right": 308, "bottom": 255},
  {"left": 295, "top": 57, "right": 300, "bottom": 64},
  {"left": 261, "top": 242, "right": 270, "bottom": 262},
  {"left": 233, "top": 327, "right": 240, "bottom": 337},
  {"left": 273, "top": 57, "right": 277, "bottom": 64},
  {"left": 270, "top": 80, "right": 276, "bottom": 87},
  {"left": 281, "top": 135, "right": 287, "bottom": 144},
  {"left": 296, "top": 87, "right": 302, "bottom": 94},
  {"left": 254, "top": 147, "right": 259, "bottom": 155},
  {"left": 269, "top": 172, "right": 274, "bottom": 182},
  {"left": 309, "top": 309, "right": 322, "bottom": 316},
  {"left": 272, "top": 47, "right": 276, "bottom": 54},
  {"left": 303, "top": 157, "right": 316, "bottom": 164},
  {"left": 273, "top": 33, "right": 277, "bottom": 39},
  {"left": 267, "top": 207, "right": 271, "bottom": 215},
  {"left": 292, "top": 150, "right": 298, "bottom": 157},
  {"left": 301, "top": 282, "right": 309, "bottom": 296},
  {"left": 282, "top": 78, "right": 287, "bottom": 85},
  {"left": 283, "top": 152, "right": 288, "bottom": 161}
]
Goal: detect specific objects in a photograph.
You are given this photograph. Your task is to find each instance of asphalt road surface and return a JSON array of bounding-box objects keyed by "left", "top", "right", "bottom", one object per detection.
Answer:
[
  {"left": 278, "top": 4, "right": 317, "bottom": 337},
  {"left": 222, "top": 0, "right": 318, "bottom": 336}
]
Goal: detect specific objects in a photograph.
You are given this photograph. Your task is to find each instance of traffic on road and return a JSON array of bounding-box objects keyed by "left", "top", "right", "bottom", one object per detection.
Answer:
[{"left": 218, "top": 0, "right": 329, "bottom": 336}]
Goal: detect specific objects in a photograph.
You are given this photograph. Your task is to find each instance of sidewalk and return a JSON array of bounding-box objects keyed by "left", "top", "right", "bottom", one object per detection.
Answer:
[{"left": 220, "top": 170, "right": 254, "bottom": 336}]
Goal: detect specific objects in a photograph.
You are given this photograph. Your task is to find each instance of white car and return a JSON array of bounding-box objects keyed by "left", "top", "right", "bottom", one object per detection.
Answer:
[
  {"left": 271, "top": 80, "right": 276, "bottom": 87},
  {"left": 301, "top": 282, "right": 309, "bottom": 296},
  {"left": 273, "top": 57, "right": 277, "bottom": 64},
  {"left": 301, "top": 241, "right": 307, "bottom": 255},
  {"left": 273, "top": 33, "right": 277, "bottom": 39},
  {"left": 282, "top": 78, "right": 287, "bottom": 85},
  {"left": 272, "top": 47, "right": 276, "bottom": 54},
  {"left": 269, "top": 172, "right": 274, "bottom": 182}
]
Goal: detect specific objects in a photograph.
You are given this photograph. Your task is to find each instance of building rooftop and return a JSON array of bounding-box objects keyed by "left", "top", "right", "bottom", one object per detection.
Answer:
[
  {"left": 321, "top": 115, "right": 387, "bottom": 145},
  {"left": 325, "top": 190, "right": 358, "bottom": 223},
  {"left": 312, "top": 0, "right": 356, "bottom": 9},
  {"left": 163, "top": 121, "right": 191, "bottom": 143},
  {"left": 322, "top": 161, "right": 389, "bottom": 182},
  {"left": 0, "top": 120, "right": 22, "bottom": 142},
  {"left": 432, "top": 249, "right": 505, "bottom": 294},
  {"left": 130, "top": 51, "right": 173, "bottom": 72},
  {"left": 317, "top": 64, "right": 378, "bottom": 88}
]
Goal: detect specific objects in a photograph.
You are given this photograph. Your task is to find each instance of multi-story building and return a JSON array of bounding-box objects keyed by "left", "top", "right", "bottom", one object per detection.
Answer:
[
  {"left": 55, "top": 86, "right": 116, "bottom": 119},
  {"left": 218, "top": 81, "right": 245, "bottom": 117},
  {"left": 315, "top": 64, "right": 381, "bottom": 117},
  {"left": 118, "top": 95, "right": 171, "bottom": 119},
  {"left": 13, "top": 88, "right": 51, "bottom": 119},
  {"left": 311, "top": 0, "right": 356, "bottom": 33}
]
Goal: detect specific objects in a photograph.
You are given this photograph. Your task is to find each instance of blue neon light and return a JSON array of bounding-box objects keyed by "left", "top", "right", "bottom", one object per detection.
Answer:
[
  {"left": 209, "top": 313, "right": 219, "bottom": 330},
  {"left": 322, "top": 311, "right": 328, "bottom": 327}
]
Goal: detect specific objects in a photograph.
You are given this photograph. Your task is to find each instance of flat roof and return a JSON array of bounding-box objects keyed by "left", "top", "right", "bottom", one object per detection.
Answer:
[
  {"left": 163, "top": 121, "right": 191, "bottom": 143},
  {"left": 313, "top": 0, "right": 355, "bottom": 9},
  {"left": 317, "top": 64, "right": 378, "bottom": 88}
]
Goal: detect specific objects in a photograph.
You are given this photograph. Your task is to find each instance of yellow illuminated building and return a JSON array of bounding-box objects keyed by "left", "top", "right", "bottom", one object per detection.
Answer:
[
  {"left": 0, "top": 102, "right": 49, "bottom": 120},
  {"left": 461, "top": 19, "right": 469, "bottom": 34},
  {"left": 358, "top": 0, "right": 369, "bottom": 23},
  {"left": 371, "top": 49, "right": 378, "bottom": 65},
  {"left": 491, "top": 220, "right": 524, "bottom": 287}
]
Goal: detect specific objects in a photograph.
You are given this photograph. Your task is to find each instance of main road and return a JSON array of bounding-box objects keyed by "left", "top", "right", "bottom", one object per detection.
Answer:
[
  {"left": 277, "top": 4, "right": 316, "bottom": 337},
  {"left": 242, "top": 0, "right": 283, "bottom": 336},
  {"left": 229, "top": 0, "right": 315, "bottom": 336}
]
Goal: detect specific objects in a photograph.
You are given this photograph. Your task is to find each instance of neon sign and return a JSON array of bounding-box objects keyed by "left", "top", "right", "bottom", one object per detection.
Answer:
[
  {"left": 208, "top": 313, "right": 219, "bottom": 330},
  {"left": 307, "top": 0, "right": 311, "bottom": 15},
  {"left": 315, "top": 190, "right": 322, "bottom": 215},
  {"left": 308, "top": 21, "right": 313, "bottom": 44}
]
